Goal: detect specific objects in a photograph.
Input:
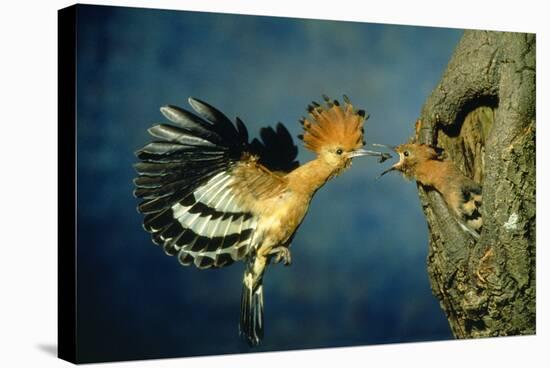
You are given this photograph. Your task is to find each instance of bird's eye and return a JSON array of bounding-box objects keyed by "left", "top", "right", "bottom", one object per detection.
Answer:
[
  {"left": 403, "top": 151, "right": 410, "bottom": 157},
  {"left": 336, "top": 148, "right": 343, "bottom": 155}
]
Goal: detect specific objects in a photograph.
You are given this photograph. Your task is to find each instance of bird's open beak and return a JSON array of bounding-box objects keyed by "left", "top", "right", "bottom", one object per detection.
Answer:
[
  {"left": 371, "top": 144, "right": 399, "bottom": 178},
  {"left": 349, "top": 148, "right": 392, "bottom": 162},
  {"left": 378, "top": 166, "right": 397, "bottom": 178}
]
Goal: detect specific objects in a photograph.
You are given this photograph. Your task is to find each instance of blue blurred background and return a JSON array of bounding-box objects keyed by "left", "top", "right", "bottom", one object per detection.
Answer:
[{"left": 75, "top": 4, "right": 462, "bottom": 363}]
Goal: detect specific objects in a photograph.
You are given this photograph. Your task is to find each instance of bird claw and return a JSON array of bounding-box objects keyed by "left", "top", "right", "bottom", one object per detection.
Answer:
[{"left": 269, "top": 246, "right": 292, "bottom": 265}]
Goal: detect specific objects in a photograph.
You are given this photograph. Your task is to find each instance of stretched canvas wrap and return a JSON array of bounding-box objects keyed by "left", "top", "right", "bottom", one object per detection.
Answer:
[{"left": 58, "top": 4, "right": 536, "bottom": 364}]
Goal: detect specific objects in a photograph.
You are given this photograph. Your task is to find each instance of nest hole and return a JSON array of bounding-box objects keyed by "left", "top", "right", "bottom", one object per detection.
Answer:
[{"left": 437, "top": 105, "right": 496, "bottom": 184}]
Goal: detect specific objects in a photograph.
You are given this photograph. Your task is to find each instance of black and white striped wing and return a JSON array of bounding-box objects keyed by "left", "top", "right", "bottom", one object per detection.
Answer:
[
  {"left": 134, "top": 98, "right": 257, "bottom": 269},
  {"left": 142, "top": 171, "right": 259, "bottom": 269},
  {"left": 134, "top": 98, "right": 297, "bottom": 269}
]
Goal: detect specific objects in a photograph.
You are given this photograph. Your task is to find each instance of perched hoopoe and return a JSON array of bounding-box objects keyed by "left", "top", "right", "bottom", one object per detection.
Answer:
[
  {"left": 134, "top": 96, "right": 389, "bottom": 346},
  {"left": 378, "top": 143, "right": 482, "bottom": 239}
]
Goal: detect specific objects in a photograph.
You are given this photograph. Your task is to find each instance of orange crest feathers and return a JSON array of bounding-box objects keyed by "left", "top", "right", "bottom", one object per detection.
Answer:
[{"left": 298, "top": 95, "right": 367, "bottom": 154}]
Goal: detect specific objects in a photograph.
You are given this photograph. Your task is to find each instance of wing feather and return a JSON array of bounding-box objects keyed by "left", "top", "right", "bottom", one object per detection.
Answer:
[{"left": 134, "top": 97, "right": 297, "bottom": 269}]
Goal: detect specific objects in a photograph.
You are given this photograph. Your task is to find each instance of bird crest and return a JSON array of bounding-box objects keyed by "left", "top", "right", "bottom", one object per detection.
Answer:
[{"left": 298, "top": 95, "right": 367, "bottom": 154}]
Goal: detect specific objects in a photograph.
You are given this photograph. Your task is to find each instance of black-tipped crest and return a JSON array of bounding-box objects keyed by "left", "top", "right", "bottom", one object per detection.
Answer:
[{"left": 300, "top": 94, "right": 367, "bottom": 153}]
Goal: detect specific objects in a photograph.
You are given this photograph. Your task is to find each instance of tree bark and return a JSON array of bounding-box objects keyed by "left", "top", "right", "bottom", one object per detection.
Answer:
[{"left": 414, "top": 30, "right": 535, "bottom": 338}]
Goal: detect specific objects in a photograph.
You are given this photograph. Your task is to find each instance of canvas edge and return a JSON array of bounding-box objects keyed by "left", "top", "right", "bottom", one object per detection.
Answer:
[{"left": 58, "top": 4, "right": 77, "bottom": 364}]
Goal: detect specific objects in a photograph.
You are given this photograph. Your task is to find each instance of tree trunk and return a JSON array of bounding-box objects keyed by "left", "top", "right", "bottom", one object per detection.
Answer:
[{"left": 414, "top": 30, "right": 535, "bottom": 338}]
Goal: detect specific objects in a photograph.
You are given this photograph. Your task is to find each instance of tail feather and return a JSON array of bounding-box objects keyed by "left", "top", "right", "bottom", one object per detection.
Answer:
[
  {"left": 239, "top": 256, "right": 265, "bottom": 347},
  {"left": 239, "top": 282, "right": 264, "bottom": 346},
  {"left": 457, "top": 220, "right": 481, "bottom": 239}
]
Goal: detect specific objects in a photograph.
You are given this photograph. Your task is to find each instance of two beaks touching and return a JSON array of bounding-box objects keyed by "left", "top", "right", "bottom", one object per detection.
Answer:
[{"left": 301, "top": 95, "right": 483, "bottom": 240}]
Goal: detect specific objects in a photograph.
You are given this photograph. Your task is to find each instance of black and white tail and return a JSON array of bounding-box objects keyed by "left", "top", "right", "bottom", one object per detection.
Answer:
[{"left": 239, "top": 255, "right": 265, "bottom": 346}]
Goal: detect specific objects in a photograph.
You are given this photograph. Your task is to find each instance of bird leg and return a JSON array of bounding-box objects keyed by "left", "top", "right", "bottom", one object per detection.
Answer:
[{"left": 268, "top": 246, "right": 292, "bottom": 266}]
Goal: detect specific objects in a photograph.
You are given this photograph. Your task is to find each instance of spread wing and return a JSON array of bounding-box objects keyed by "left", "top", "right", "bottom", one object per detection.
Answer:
[
  {"left": 134, "top": 97, "right": 298, "bottom": 269},
  {"left": 249, "top": 123, "right": 299, "bottom": 173}
]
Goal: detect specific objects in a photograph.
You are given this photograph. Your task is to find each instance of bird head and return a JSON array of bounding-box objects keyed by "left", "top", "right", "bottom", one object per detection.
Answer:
[
  {"left": 378, "top": 143, "right": 440, "bottom": 179},
  {"left": 298, "top": 95, "right": 390, "bottom": 174}
]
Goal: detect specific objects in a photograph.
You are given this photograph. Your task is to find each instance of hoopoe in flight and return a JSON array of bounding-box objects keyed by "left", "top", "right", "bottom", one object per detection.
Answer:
[
  {"left": 377, "top": 142, "right": 482, "bottom": 239},
  {"left": 134, "top": 96, "right": 389, "bottom": 346}
]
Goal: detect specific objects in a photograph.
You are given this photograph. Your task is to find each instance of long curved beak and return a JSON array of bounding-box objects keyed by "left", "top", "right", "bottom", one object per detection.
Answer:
[{"left": 349, "top": 148, "right": 392, "bottom": 162}]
